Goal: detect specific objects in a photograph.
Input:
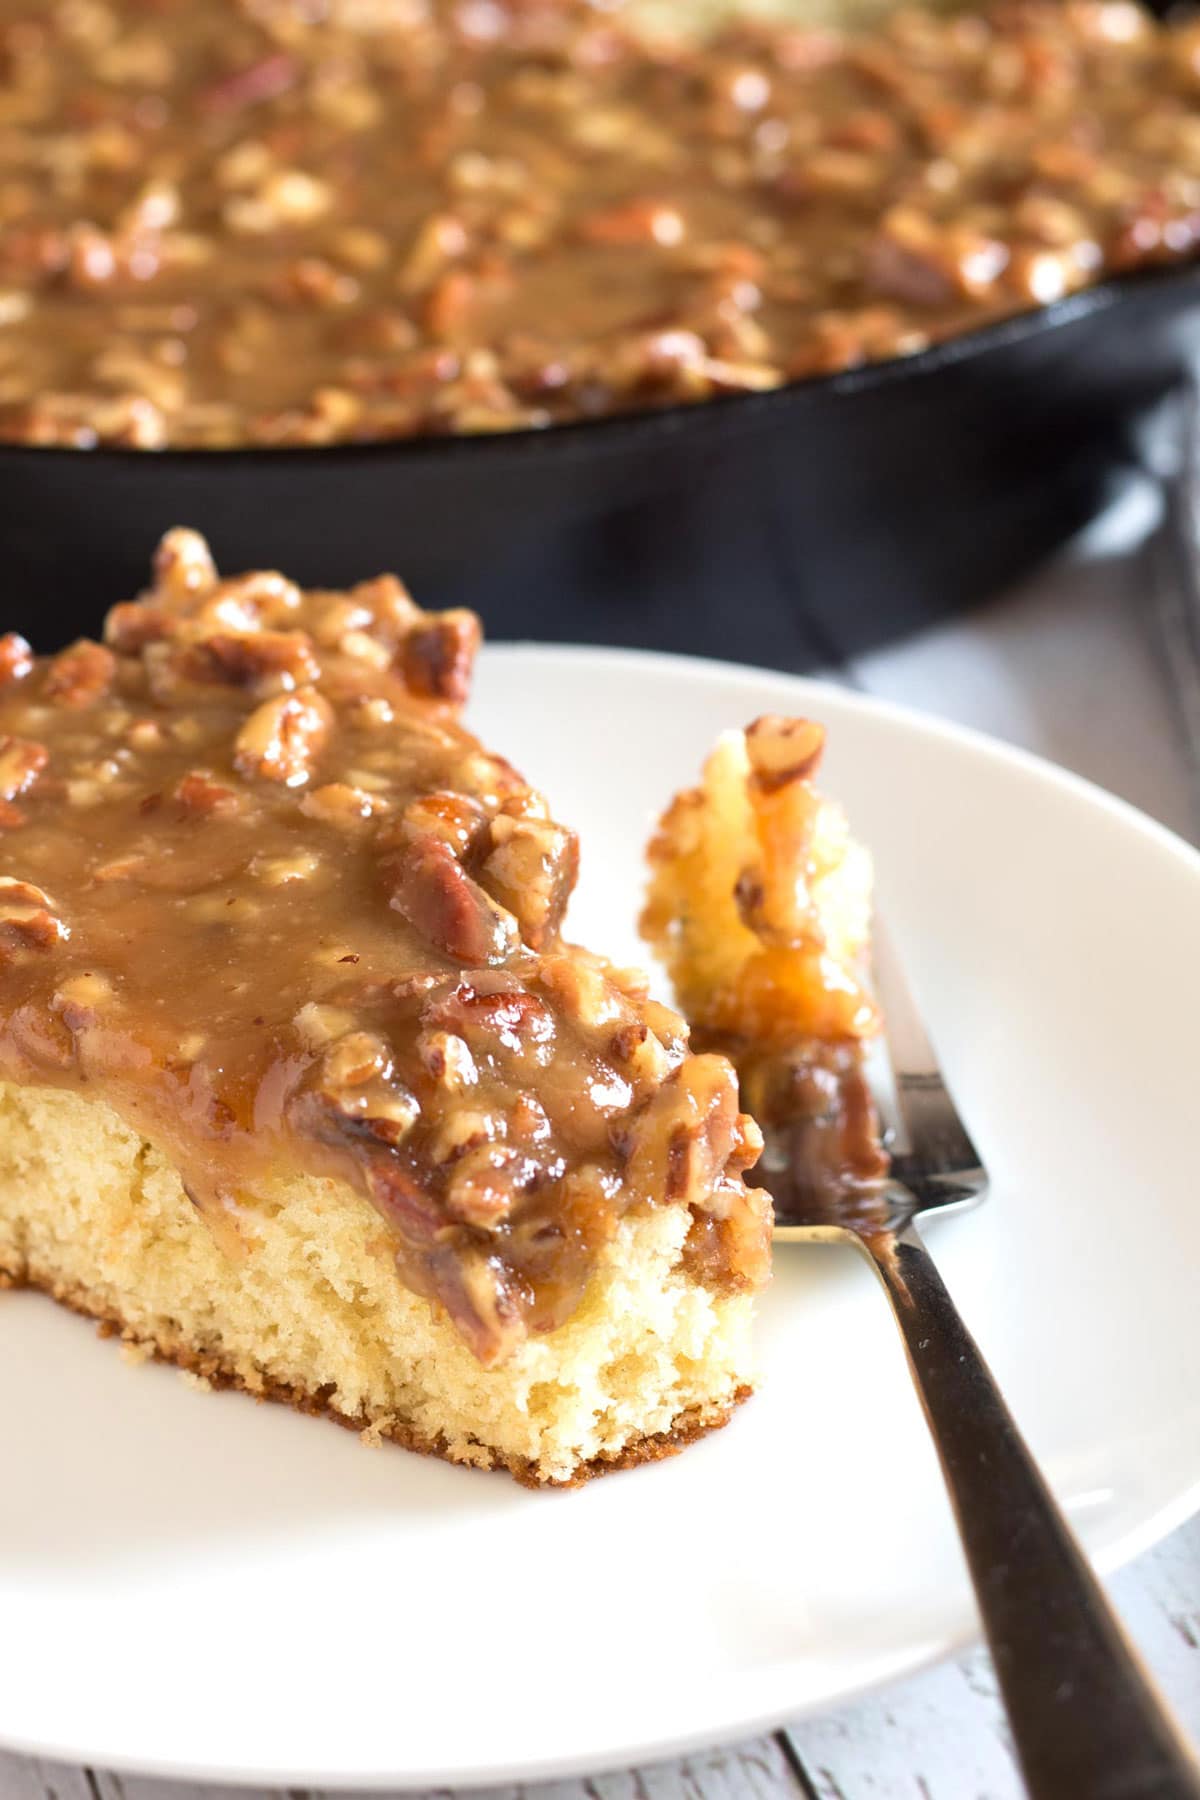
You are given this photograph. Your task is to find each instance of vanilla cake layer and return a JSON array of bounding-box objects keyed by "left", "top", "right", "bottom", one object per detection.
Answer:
[{"left": 0, "top": 1084, "right": 753, "bottom": 1486}]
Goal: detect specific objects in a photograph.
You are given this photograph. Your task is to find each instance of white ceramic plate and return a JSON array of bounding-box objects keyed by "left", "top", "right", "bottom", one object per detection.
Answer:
[{"left": 2, "top": 646, "right": 1198, "bottom": 1788}]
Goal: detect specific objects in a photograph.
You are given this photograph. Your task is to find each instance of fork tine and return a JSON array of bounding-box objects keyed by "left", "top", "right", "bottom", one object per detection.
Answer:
[
  {"left": 871, "top": 912, "right": 942, "bottom": 1079},
  {"left": 873, "top": 915, "right": 987, "bottom": 1190}
]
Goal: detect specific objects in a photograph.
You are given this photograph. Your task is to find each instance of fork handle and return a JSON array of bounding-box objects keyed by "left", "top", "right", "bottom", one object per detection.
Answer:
[{"left": 858, "top": 1222, "right": 1200, "bottom": 1800}]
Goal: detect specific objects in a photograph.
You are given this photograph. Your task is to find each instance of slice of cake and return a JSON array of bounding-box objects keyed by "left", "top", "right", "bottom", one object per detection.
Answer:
[
  {"left": 641, "top": 716, "right": 888, "bottom": 1210},
  {"left": 0, "top": 531, "right": 770, "bottom": 1486}
]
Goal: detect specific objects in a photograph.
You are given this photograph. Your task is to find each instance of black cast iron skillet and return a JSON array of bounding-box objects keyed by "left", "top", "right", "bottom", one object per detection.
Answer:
[{"left": 4, "top": 256, "right": 1199, "bottom": 664}]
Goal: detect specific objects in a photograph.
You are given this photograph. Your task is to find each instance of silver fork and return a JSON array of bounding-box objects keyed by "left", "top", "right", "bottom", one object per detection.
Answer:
[{"left": 769, "top": 921, "right": 1200, "bottom": 1800}]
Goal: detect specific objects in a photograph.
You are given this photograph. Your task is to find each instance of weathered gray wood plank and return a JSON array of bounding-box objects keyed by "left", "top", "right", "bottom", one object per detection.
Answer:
[
  {"left": 527, "top": 1737, "right": 807, "bottom": 1800},
  {"left": 310, "top": 1733, "right": 806, "bottom": 1800},
  {"left": 784, "top": 1648, "right": 1020, "bottom": 1800},
  {"left": 782, "top": 1517, "right": 1200, "bottom": 1800},
  {"left": 0, "top": 1755, "right": 96, "bottom": 1800},
  {"left": 0, "top": 1732, "right": 804, "bottom": 1800},
  {"left": 90, "top": 1775, "right": 293, "bottom": 1800},
  {"left": 0, "top": 1770, "right": 296, "bottom": 1800}
]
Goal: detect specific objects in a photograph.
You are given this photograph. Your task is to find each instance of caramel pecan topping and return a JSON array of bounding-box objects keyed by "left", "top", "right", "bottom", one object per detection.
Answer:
[
  {"left": 175, "top": 631, "right": 322, "bottom": 695},
  {"left": 105, "top": 603, "right": 173, "bottom": 655},
  {"left": 173, "top": 770, "right": 244, "bottom": 817},
  {"left": 0, "top": 736, "right": 48, "bottom": 804},
  {"left": 0, "top": 533, "right": 769, "bottom": 1365},
  {"left": 0, "top": 636, "right": 34, "bottom": 688},
  {"left": 300, "top": 782, "right": 382, "bottom": 827},
  {"left": 399, "top": 614, "right": 482, "bottom": 706},
  {"left": 44, "top": 641, "right": 116, "bottom": 710},
  {"left": 52, "top": 970, "right": 113, "bottom": 1031},
  {"left": 153, "top": 528, "right": 218, "bottom": 599},
  {"left": 0, "top": 877, "right": 67, "bottom": 960},
  {"left": 380, "top": 827, "right": 520, "bottom": 967},
  {"left": 745, "top": 716, "right": 826, "bottom": 794},
  {"left": 625, "top": 1054, "right": 744, "bottom": 1209},
  {"left": 234, "top": 688, "right": 332, "bottom": 786},
  {"left": 478, "top": 813, "right": 579, "bottom": 951},
  {"left": 0, "top": 1, "right": 1197, "bottom": 450}
]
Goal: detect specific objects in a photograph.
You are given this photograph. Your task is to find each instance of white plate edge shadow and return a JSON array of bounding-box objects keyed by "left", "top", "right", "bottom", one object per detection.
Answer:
[
  {"left": 1, "top": 1473, "right": 1199, "bottom": 1797},
  {"left": 0, "top": 640, "right": 1196, "bottom": 1790}
]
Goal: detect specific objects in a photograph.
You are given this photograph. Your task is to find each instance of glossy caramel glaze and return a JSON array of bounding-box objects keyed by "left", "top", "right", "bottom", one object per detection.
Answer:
[{"left": 0, "top": 530, "right": 770, "bottom": 1365}]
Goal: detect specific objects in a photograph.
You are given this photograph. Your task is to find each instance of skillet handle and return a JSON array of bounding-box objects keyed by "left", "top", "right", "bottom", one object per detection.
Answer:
[{"left": 857, "top": 1222, "right": 1200, "bottom": 1800}]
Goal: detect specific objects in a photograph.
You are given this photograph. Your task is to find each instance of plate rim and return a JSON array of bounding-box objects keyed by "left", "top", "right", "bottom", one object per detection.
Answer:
[
  {"left": 2, "top": 640, "right": 1198, "bottom": 1790},
  {"left": 0, "top": 1478, "right": 1197, "bottom": 1793},
  {"left": 484, "top": 640, "right": 1200, "bottom": 882}
]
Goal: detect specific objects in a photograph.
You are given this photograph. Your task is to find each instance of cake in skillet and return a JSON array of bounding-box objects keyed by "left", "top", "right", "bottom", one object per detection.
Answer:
[
  {"left": 0, "top": 530, "right": 771, "bottom": 1486},
  {"left": 641, "top": 716, "right": 888, "bottom": 1209}
]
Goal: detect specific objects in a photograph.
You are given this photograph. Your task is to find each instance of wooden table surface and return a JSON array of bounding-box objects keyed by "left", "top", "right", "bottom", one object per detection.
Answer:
[{"left": 4, "top": 490, "right": 1197, "bottom": 1800}]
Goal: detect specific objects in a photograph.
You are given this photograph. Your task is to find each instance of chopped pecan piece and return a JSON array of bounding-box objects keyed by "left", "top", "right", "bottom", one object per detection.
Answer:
[
  {"left": 3, "top": 1000, "right": 75, "bottom": 1068},
  {"left": 0, "top": 876, "right": 68, "bottom": 956},
  {"left": 104, "top": 603, "right": 173, "bottom": 655},
  {"left": 683, "top": 1183, "right": 773, "bottom": 1293},
  {"left": 430, "top": 1105, "right": 502, "bottom": 1166},
  {"left": 424, "top": 978, "right": 556, "bottom": 1066},
  {"left": 43, "top": 640, "right": 116, "bottom": 709},
  {"left": 252, "top": 848, "right": 320, "bottom": 884},
  {"left": 0, "top": 734, "right": 48, "bottom": 803},
  {"left": 152, "top": 530, "right": 218, "bottom": 601},
  {"left": 416, "top": 1028, "right": 479, "bottom": 1088},
  {"left": 424, "top": 1245, "right": 527, "bottom": 1368},
  {"left": 537, "top": 951, "right": 627, "bottom": 1032},
  {"left": 360, "top": 1155, "right": 445, "bottom": 1245},
  {"left": 176, "top": 630, "right": 321, "bottom": 694},
  {"left": 52, "top": 970, "right": 114, "bottom": 1031},
  {"left": 727, "top": 1110, "right": 765, "bottom": 1178},
  {"left": 479, "top": 813, "right": 579, "bottom": 949},
  {"left": 300, "top": 782, "right": 382, "bottom": 827},
  {"left": 350, "top": 573, "right": 420, "bottom": 633},
  {"left": 745, "top": 715, "right": 826, "bottom": 792},
  {"left": 321, "top": 1030, "right": 392, "bottom": 1089},
  {"left": 444, "top": 1142, "right": 542, "bottom": 1228},
  {"left": 294, "top": 1002, "right": 358, "bottom": 1050},
  {"left": 0, "top": 634, "right": 34, "bottom": 686},
  {"left": 174, "top": 769, "right": 243, "bottom": 816},
  {"left": 312, "top": 1029, "right": 420, "bottom": 1146},
  {"left": 577, "top": 199, "right": 686, "bottom": 246},
  {"left": 608, "top": 1018, "right": 673, "bottom": 1088},
  {"left": 380, "top": 829, "right": 519, "bottom": 966},
  {"left": 233, "top": 686, "right": 331, "bottom": 785},
  {"left": 398, "top": 611, "right": 480, "bottom": 705},
  {"left": 511, "top": 1091, "right": 552, "bottom": 1144},
  {"left": 400, "top": 790, "right": 489, "bottom": 853},
  {"left": 341, "top": 1088, "right": 421, "bottom": 1147},
  {"left": 624, "top": 1054, "right": 743, "bottom": 1212}
]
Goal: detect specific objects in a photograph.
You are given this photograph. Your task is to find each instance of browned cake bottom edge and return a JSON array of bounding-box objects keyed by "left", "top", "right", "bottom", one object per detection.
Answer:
[{"left": 0, "top": 1259, "right": 750, "bottom": 1489}]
